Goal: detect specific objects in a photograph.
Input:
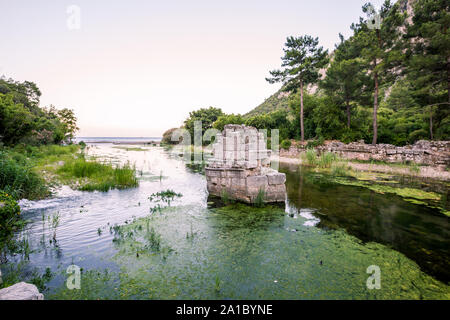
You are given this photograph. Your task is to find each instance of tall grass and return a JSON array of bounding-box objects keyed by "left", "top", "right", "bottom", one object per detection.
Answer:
[
  {"left": 0, "top": 150, "right": 49, "bottom": 200},
  {"left": 254, "top": 189, "right": 265, "bottom": 208},
  {"left": 318, "top": 152, "right": 337, "bottom": 168},
  {"left": 57, "top": 158, "right": 138, "bottom": 192},
  {"left": 301, "top": 149, "right": 339, "bottom": 169},
  {"left": 303, "top": 149, "right": 318, "bottom": 166}
]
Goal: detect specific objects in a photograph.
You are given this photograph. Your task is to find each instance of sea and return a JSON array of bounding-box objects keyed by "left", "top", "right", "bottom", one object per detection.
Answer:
[{"left": 74, "top": 137, "right": 162, "bottom": 144}]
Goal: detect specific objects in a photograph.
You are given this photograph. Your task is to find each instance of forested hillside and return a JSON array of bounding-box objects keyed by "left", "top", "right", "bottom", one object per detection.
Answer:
[{"left": 236, "top": 0, "right": 449, "bottom": 145}]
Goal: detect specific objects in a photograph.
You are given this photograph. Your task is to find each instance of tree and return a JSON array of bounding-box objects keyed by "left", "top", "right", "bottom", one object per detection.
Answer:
[
  {"left": 404, "top": 0, "right": 450, "bottom": 140},
  {"left": 354, "top": 1, "right": 404, "bottom": 144},
  {"left": 212, "top": 114, "right": 245, "bottom": 132},
  {"left": 267, "top": 35, "right": 329, "bottom": 141},
  {"left": 161, "top": 128, "right": 181, "bottom": 145},
  {"left": 321, "top": 34, "right": 369, "bottom": 129},
  {"left": 0, "top": 93, "right": 34, "bottom": 145},
  {"left": 57, "top": 108, "right": 79, "bottom": 143},
  {"left": 183, "top": 107, "right": 224, "bottom": 144},
  {"left": 0, "top": 78, "right": 79, "bottom": 145}
]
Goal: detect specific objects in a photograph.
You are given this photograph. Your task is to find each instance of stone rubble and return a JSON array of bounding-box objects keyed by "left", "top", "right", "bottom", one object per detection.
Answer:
[
  {"left": 280, "top": 140, "right": 450, "bottom": 170},
  {"left": 205, "top": 125, "right": 286, "bottom": 204}
]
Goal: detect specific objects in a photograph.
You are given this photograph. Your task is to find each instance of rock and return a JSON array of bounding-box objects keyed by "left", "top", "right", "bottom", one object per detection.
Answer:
[
  {"left": 267, "top": 172, "right": 286, "bottom": 185},
  {"left": 0, "top": 282, "right": 44, "bottom": 300},
  {"left": 246, "top": 176, "right": 268, "bottom": 189}
]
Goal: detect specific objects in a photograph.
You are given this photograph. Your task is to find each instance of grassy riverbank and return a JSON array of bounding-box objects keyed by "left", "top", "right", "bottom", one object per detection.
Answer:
[{"left": 0, "top": 144, "right": 139, "bottom": 198}]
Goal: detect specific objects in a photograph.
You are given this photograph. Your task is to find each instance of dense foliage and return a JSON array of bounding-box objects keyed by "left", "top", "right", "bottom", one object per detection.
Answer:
[
  {"left": 198, "top": 0, "right": 448, "bottom": 146},
  {"left": 0, "top": 149, "right": 50, "bottom": 200},
  {"left": 0, "top": 78, "right": 78, "bottom": 146},
  {"left": 267, "top": 36, "right": 329, "bottom": 141},
  {"left": 161, "top": 128, "right": 181, "bottom": 145}
]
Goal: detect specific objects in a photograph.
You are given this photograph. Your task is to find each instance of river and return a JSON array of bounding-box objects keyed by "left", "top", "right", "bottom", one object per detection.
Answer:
[{"left": 3, "top": 143, "right": 449, "bottom": 299}]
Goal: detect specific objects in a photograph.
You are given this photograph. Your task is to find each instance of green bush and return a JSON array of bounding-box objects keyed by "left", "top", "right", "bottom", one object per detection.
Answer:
[
  {"left": 280, "top": 140, "right": 292, "bottom": 150},
  {"left": 0, "top": 190, "right": 21, "bottom": 243},
  {"left": 161, "top": 128, "right": 181, "bottom": 145},
  {"left": 0, "top": 150, "right": 49, "bottom": 200},
  {"left": 306, "top": 137, "right": 325, "bottom": 149}
]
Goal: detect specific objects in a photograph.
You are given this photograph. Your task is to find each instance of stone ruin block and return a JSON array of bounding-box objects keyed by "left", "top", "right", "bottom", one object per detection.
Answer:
[{"left": 205, "top": 125, "right": 286, "bottom": 204}]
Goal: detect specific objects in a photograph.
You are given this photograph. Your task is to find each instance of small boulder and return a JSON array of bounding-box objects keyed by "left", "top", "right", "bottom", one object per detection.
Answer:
[{"left": 0, "top": 282, "right": 44, "bottom": 300}]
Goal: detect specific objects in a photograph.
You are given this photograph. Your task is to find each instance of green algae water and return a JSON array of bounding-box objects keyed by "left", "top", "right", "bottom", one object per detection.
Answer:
[{"left": 2, "top": 144, "right": 449, "bottom": 299}]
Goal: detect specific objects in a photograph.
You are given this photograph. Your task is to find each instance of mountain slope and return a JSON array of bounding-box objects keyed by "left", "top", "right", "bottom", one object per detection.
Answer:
[
  {"left": 245, "top": 0, "right": 416, "bottom": 118},
  {"left": 244, "top": 89, "right": 291, "bottom": 117}
]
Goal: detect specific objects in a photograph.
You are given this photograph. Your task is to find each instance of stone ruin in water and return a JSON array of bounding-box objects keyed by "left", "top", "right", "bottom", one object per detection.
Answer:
[{"left": 205, "top": 125, "right": 286, "bottom": 204}]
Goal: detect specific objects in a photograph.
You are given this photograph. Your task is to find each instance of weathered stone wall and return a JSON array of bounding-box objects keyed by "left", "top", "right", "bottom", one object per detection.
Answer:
[
  {"left": 280, "top": 140, "right": 450, "bottom": 168},
  {"left": 206, "top": 125, "right": 286, "bottom": 204}
]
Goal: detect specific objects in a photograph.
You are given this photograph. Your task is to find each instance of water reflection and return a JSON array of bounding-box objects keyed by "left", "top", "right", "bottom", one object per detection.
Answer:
[{"left": 280, "top": 163, "right": 450, "bottom": 284}]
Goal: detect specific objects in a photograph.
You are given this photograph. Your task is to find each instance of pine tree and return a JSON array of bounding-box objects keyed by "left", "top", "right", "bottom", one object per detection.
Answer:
[
  {"left": 405, "top": 0, "right": 450, "bottom": 139},
  {"left": 353, "top": 1, "right": 405, "bottom": 144},
  {"left": 267, "top": 36, "right": 328, "bottom": 141},
  {"left": 321, "top": 34, "right": 370, "bottom": 129}
]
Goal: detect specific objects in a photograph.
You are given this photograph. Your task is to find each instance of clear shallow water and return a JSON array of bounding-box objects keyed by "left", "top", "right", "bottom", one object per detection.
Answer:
[{"left": 3, "top": 144, "right": 450, "bottom": 299}]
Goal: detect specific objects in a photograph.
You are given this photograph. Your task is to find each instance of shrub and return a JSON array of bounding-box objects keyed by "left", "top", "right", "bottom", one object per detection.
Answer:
[
  {"left": 0, "top": 191, "right": 22, "bottom": 250},
  {"left": 306, "top": 137, "right": 325, "bottom": 149},
  {"left": 0, "top": 150, "right": 49, "bottom": 200},
  {"left": 161, "top": 128, "right": 181, "bottom": 145},
  {"left": 0, "top": 191, "right": 21, "bottom": 225},
  {"left": 280, "top": 139, "right": 292, "bottom": 150}
]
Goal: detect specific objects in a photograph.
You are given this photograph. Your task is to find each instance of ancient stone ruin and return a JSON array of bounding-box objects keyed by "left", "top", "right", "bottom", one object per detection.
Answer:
[
  {"left": 280, "top": 140, "right": 450, "bottom": 170},
  {"left": 205, "top": 125, "right": 286, "bottom": 204},
  {"left": 317, "top": 140, "right": 450, "bottom": 169}
]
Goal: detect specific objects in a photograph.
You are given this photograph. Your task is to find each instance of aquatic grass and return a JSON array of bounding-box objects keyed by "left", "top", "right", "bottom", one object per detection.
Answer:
[
  {"left": 145, "top": 227, "right": 161, "bottom": 252},
  {"left": 113, "top": 146, "right": 147, "bottom": 152},
  {"left": 409, "top": 163, "right": 421, "bottom": 175},
  {"left": 254, "top": 189, "right": 265, "bottom": 208},
  {"left": 214, "top": 275, "right": 221, "bottom": 292},
  {"left": 302, "top": 148, "right": 317, "bottom": 166},
  {"left": 57, "top": 158, "right": 138, "bottom": 192},
  {"left": 331, "top": 163, "right": 350, "bottom": 176},
  {"left": 220, "top": 190, "right": 232, "bottom": 205},
  {"left": 318, "top": 152, "right": 337, "bottom": 168},
  {"left": 149, "top": 190, "right": 182, "bottom": 206},
  {"left": 212, "top": 203, "right": 285, "bottom": 229},
  {"left": 331, "top": 176, "right": 448, "bottom": 216},
  {"left": 301, "top": 149, "right": 339, "bottom": 169},
  {"left": 48, "top": 212, "right": 61, "bottom": 241}
]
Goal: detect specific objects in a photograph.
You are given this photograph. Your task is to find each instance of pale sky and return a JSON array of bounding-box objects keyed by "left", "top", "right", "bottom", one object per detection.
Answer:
[{"left": 0, "top": 0, "right": 385, "bottom": 137}]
